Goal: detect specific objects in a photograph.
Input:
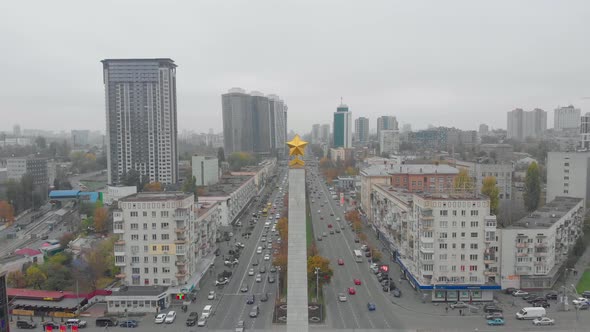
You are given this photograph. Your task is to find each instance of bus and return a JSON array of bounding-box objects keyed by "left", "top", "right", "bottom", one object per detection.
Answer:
[
  {"left": 353, "top": 250, "right": 363, "bottom": 263},
  {"left": 262, "top": 208, "right": 268, "bottom": 217}
]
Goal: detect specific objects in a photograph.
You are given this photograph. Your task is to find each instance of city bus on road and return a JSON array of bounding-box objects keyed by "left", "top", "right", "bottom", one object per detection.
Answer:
[{"left": 353, "top": 250, "right": 363, "bottom": 262}]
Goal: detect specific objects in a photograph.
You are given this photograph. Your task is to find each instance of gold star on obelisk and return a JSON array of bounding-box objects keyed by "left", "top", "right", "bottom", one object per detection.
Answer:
[
  {"left": 287, "top": 134, "right": 308, "bottom": 157},
  {"left": 286, "top": 134, "right": 308, "bottom": 167}
]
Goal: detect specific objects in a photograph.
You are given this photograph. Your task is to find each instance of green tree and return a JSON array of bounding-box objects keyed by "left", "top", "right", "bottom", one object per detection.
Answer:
[
  {"left": 524, "top": 162, "right": 541, "bottom": 212},
  {"left": 182, "top": 176, "right": 198, "bottom": 200},
  {"left": 7, "top": 270, "right": 27, "bottom": 288},
  {"left": 481, "top": 176, "right": 500, "bottom": 215},
  {"left": 25, "top": 265, "right": 47, "bottom": 289},
  {"left": 227, "top": 152, "right": 257, "bottom": 171},
  {"left": 453, "top": 169, "right": 474, "bottom": 191}
]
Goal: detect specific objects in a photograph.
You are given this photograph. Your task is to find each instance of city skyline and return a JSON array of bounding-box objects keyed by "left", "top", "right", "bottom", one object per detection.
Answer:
[{"left": 2, "top": 1, "right": 590, "bottom": 134}]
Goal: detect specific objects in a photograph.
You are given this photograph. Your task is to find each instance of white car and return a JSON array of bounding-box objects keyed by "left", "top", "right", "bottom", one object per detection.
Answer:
[
  {"left": 512, "top": 290, "right": 528, "bottom": 296},
  {"left": 264, "top": 254, "right": 270, "bottom": 261},
  {"left": 533, "top": 317, "right": 555, "bottom": 326},
  {"left": 207, "top": 291, "right": 216, "bottom": 300},
  {"left": 338, "top": 293, "right": 347, "bottom": 302},
  {"left": 164, "top": 310, "right": 176, "bottom": 323},
  {"left": 572, "top": 297, "right": 588, "bottom": 305},
  {"left": 256, "top": 274, "right": 262, "bottom": 282},
  {"left": 248, "top": 268, "right": 255, "bottom": 276},
  {"left": 197, "top": 317, "right": 207, "bottom": 327},
  {"left": 155, "top": 313, "right": 167, "bottom": 324},
  {"left": 257, "top": 247, "right": 263, "bottom": 254}
]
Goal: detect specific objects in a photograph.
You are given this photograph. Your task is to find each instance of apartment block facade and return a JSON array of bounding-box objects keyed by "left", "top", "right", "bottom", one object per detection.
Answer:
[
  {"left": 370, "top": 185, "right": 499, "bottom": 301},
  {"left": 113, "top": 192, "right": 195, "bottom": 289},
  {"left": 379, "top": 130, "right": 400, "bottom": 156},
  {"left": 498, "top": 197, "right": 584, "bottom": 289},
  {"left": 450, "top": 160, "right": 513, "bottom": 200},
  {"left": 389, "top": 164, "right": 459, "bottom": 193},
  {"left": 7, "top": 156, "right": 48, "bottom": 186},
  {"left": 546, "top": 151, "right": 590, "bottom": 208}
]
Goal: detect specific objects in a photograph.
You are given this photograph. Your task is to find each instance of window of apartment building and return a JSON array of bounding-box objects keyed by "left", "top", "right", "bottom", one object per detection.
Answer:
[
  {"left": 153, "top": 267, "right": 158, "bottom": 273},
  {"left": 132, "top": 268, "right": 140, "bottom": 274},
  {"left": 452, "top": 232, "right": 457, "bottom": 238},
  {"left": 152, "top": 234, "right": 157, "bottom": 240},
  {"left": 471, "top": 232, "right": 478, "bottom": 238},
  {"left": 144, "top": 267, "right": 149, "bottom": 273},
  {"left": 130, "top": 223, "right": 138, "bottom": 230},
  {"left": 460, "top": 265, "right": 465, "bottom": 272},
  {"left": 452, "top": 210, "right": 457, "bottom": 216},
  {"left": 452, "top": 243, "right": 457, "bottom": 249},
  {"left": 423, "top": 264, "right": 433, "bottom": 271},
  {"left": 153, "top": 256, "right": 157, "bottom": 263},
  {"left": 161, "top": 211, "right": 169, "bottom": 217},
  {"left": 485, "top": 220, "right": 496, "bottom": 227},
  {"left": 564, "top": 176, "right": 569, "bottom": 180},
  {"left": 440, "top": 221, "right": 448, "bottom": 228},
  {"left": 153, "top": 278, "right": 158, "bottom": 285},
  {"left": 163, "top": 278, "right": 170, "bottom": 284},
  {"left": 470, "top": 254, "right": 478, "bottom": 260},
  {"left": 144, "top": 257, "right": 149, "bottom": 263},
  {"left": 469, "top": 265, "right": 478, "bottom": 271},
  {"left": 130, "top": 211, "right": 138, "bottom": 217},
  {"left": 460, "top": 254, "right": 465, "bottom": 261},
  {"left": 115, "top": 256, "right": 125, "bottom": 263},
  {"left": 452, "top": 221, "right": 457, "bottom": 227},
  {"left": 131, "top": 256, "right": 139, "bottom": 263},
  {"left": 461, "top": 210, "right": 466, "bottom": 216},
  {"left": 461, "top": 221, "right": 466, "bottom": 228},
  {"left": 423, "top": 231, "right": 433, "bottom": 238},
  {"left": 143, "top": 223, "right": 148, "bottom": 230},
  {"left": 461, "top": 243, "right": 466, "bottom": 249},
  {"left": 161, "top": 222, "right": 169, "bottom": 229},
  {"left": 440, "top": 210, "right": 448, "bottom": 216},
  {"left": 439, "top": 243, "right": 447, "bottom": 249},
  {"left": 564, "top": 169, "right": 569, "bottom": 173},
  {"left": 131, "top": 234, "right": 139, "bottom": 241},
  {"left": 417, "top": 181, "right": 422, "bottom": 186},
  {"left": 143, "top": 246, "right": 148, "bottom": 252},
  {"left": 152, "top": 223, "right": 157, "bottom": 229},
  {"left": 470, "top": 276, "right": 478, "bottom": 282},
  {"left": 162, "top": 256, "right": 170, "bottom": 263},
  {"left": 439, "top": 254, "right": 447, "bottom": 260},
  {"left": 439, "top": 232, "right": 447, "bottom": 239},
  {"left": 439, "top": 265, "right": 447, "bottom": 272},
  {"left": 564, "top": 183, "right": 569, "bottom": 187},
  {"left": 143, "top": 235, "right": 148, "bottom": 241},
  {"left": 411, "top": 181, "right": 416, "bottom": 186},
  {"left": 152, "top": 211, "right": 156, "bottom": 217},
  {"left": 470, "top": 243, "right": 478, "bottom": 249},
  {"left": 564, "top": 162, "right": 570, "bottom": 166},
  {"left": 162, "top": 234, "right": 169, "bottom": 240},
  {"left": 461, "top": 232, "right": 466, "bottom": 237},
  {"left": 162, "top": 245, "right": 170, "bottom": 251}
]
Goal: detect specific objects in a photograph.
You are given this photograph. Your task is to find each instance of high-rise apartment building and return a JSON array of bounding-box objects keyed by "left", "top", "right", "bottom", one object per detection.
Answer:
[
  {"left": 354, "top": 117, "right": 370, "bottom": 144},
  {"left": 71, "top": 130, "right": 90, "bottom": 147},
  {"left": 479, "top": 124, "right": 489, "bottom": 136},
  {"left": 222, "top": 88, "right": 287, "bottom": 156},
  {"left": 113, "top": 192, "right": 195, "bottom": 287},
  {"left": 102, "top": 58, "right": 178, "bottom": 185},
  {"left": 507, "top": 108, "right": 547, "bottom": 140},
  {"left": 0, "top": 271, "right": 8, "bottom": 332},
  {"left": 7, "top": 156, "right": 48, "bottom": 186},
  {"left": 379, "top": 130, "right": 400, "bottom": 155},
  {"left": 311, "top": 124, "right": 321, "bottom": 144},
  {"left": 554, "top": 105, "right": 581, "bottom": 131},
  {"left": 333, "top": 103, "right": 352, "bottom": 148},
  {"left": 377, "top": 116, "right": 399, "bottom": 137},
  {"left": 546, "top": 151, "right": 590, "bottom": 208},
  {"left": 320, "top": 124, "right": 330, "bottom": 144},
  {"left": 580, "top": 113, "right": 590, "bottom": 150}
]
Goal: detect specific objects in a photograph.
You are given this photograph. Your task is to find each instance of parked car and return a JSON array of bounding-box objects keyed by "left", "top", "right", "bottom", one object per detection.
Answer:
[
  {"left": 577, "top": 302, "right": 589, "bottom": 310},
  {"left": 512, "top": 290, "right": 529, "bottom": 297},
  {"left": 270, "top": 266, "right": 277, "bottom": 273},
  {"left": 42, "top": 322, "right": 60, "bottom": 330},
  {"left": 483, "top": 305, "right": 503, "bottom": 313},
  {"left": 485, "top": 312, "right": 504, "bottom": 320},
  {"left": 354, "top": 278, "right": 362, "bottom": 285},
  {"left": 268, "top": 275, "right": 275, "bottom": 283},
  {"left": 155, "top": 314, "right": 167, "bottom": 324},
  {"left": 16, "top": 321, "right": 36, "bottom": 329},
  {"left": 393, "top": 288, "right": 402, "bottom": 297},
  {"left": 164, "top": 311, "right": 176, "bottom": 324},
  {"left": 215, "top": 277, "right": 229, "bottom": 286},
  {"left": 487, "top": 318, "right": 505, "bottom": 326},
  {"left": 582, "top": 290, "right": 590, "bottom": 298},
  {"left": 119, "top": 320, "right": 139, "bottom": 328},
  {"left": 572, "top": 297, "right": 589, "bottom": 305},
  {"left": 65, "top": 319, "right": 87, "bottom": 328},
  {"left": 241, "top": 284, "right": 249, "bottom": 292},
  {"left": 249, "top": 305, "right": 259, "bottom": 318},
  {"left": 545, "top": 292, "right": 558, "bottom": 300},
  {"left": 450, "top": 301, "right": 468, "bottom": 309},
  {"left": 504, "top": 287, "right": 516, "bottom": 295},
  {"left": 533, "top": 317, "right": 555, "bottom": 326},
  {"left": 338, "top": 259, "right": 344, "bottom": 265},
  {"left": 532, "top": 301, "right": 550, "bottom": 308}
]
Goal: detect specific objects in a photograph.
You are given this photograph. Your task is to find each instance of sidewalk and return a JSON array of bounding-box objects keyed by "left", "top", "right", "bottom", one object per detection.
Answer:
[{"left": 570, "top": 239, "right": 590, "bottom": 291}]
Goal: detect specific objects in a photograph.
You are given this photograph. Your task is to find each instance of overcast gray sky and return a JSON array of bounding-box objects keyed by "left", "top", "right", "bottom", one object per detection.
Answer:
[{"left": 1, "top": 0, "right": 589, "bottom": 135}]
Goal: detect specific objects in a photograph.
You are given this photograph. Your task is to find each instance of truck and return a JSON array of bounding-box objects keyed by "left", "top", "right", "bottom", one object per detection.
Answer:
[{"left": 515, "top": 307, "right": 546, "bottom": 320}]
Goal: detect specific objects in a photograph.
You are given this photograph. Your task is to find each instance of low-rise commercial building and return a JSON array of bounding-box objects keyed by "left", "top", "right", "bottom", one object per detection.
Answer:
[
  {"left": 370, "top": 185, "right": 500, "bottom": 301},
  {"left": 498, "top": 197, "right": 584, "bottom": 290}
]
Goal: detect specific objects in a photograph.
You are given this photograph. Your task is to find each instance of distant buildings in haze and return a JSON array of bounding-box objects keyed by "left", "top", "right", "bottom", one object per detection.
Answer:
[{"left": 506, "top": 108, "right": 547, "bottom": 141}]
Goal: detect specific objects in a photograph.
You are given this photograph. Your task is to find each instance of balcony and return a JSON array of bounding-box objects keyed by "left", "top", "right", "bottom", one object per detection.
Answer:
[
  {"left": 516, "top": 252, "right": 528, "bottom": 257},
  {"left": 113, "top": 212, "right": 123, "bottom": 222},
  {"left": 534, "top": 242, "right": 547, "bottom": 248},
  {"left": 516, "top": 243, "right": 528, "bottom": 248},
  {"left": 176, "top": 270, "right": 187, "bottom": 278},
  {"left": 174, "top": 227, "right": 186, "bottom": 233},
  {"left": 419, "top": 246, "right": 434, "bottom": 253},
  {"left": 113, "top": 223, "right": 124, "bottom": 234},
  {"left": 484, "top": 256, "right": 496, "bottom": 264},
  {"left": 115, "top": 259, "right": 126, "bottom": 267},
  {"left": 176, "top": 259, "right": 186, "bottom": 266},
  {"left": 115, "top": 240, "right": 125, "bottom": 245},
  {"left": 484, "top": 270, "right": 496, "bottom": 276},
  {"left": 174, "top": 239, "right": 187, "bottom": 244}
]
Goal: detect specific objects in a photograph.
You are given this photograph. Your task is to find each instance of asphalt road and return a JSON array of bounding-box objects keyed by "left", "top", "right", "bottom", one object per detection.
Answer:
[{"left": 305, "top": 166, "right": 406, "bottom": 330}]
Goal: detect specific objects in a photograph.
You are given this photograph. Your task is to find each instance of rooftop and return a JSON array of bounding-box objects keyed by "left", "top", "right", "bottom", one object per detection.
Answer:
[
  {"left": 201, "top": 174, "right": 254, "bottom": 197},
  {"left": 360, "top": 165, "right": 391, "bottom": 177},
  {"left": 110, "top": 285, "right": 168, "bottom": 297},
  {"left": 120, "top": 192, "right": 191, "bottom": 202},
  {"left": 196, "top": 201, "right": 219, "bottom": 218},
  {"left": 507, "top": 196, "right": 583, "bottom": 229},
  {"left": 14, "top": 248, "right": 42, "bottom": 256},
  {"left": 388, "top": 164, "right": 459, "bottom": 175}
]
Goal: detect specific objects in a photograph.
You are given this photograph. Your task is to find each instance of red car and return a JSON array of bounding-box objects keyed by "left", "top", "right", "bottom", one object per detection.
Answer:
[
  {"left": 354, "top": 278, "right": 361, "bottom": 285},
  {"left": 328, "top": 224, "right": 333, "bottom": 228},
  {"left": 348, "top": 287, "right": 356, "bottom": 295},
  {"left": 338, "top": 259, "right": 344, "bottom": 265}
]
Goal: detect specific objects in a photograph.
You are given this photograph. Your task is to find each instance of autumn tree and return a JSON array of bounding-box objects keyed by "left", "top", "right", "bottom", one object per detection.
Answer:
[
  {"left": 454, "top": 169, "right": 474, "bottom": 192},
  {"left": 143, "top": 182, "right": 163, "bottom": 192},
  {"left": 7, "top": 270, "right": 27, "bottom": 288},
  {"left": 307, "top": 255, "right": 333, "bottom": 297},
  {"left": 59, "top": 232, "right": 76, "bottom": 248},
  {"left": 277, "top": 217, "right": 288, "bottom": 240},
  {"left": 93, "top": 206, "right": 109, "bottom": 233},
  {"left": 481, "top": 176, "right": 500, "bottom": 215},
  {"left": 524, "top": 162, "right": 541, "bottom": 212},
  {"left": 0, "top": 201, "right": 15, "bottom": 224},
  {"left": 371, "top": 249, "right": 382, "bottom": 262},
  {"left": 25, "top": 265, "right": 47, "bottom": 289}
]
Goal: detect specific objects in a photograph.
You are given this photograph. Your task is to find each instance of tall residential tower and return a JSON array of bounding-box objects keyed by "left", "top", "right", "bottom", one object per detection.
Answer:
[
  {"left": 102, "top": 58, "right": 179, "bottom": 185},
  {"left": 333, "top": 103, "right": 352, "bottom": 148},
  {"left": 354, "top": 117, "right": 370, "bottom": 144}
]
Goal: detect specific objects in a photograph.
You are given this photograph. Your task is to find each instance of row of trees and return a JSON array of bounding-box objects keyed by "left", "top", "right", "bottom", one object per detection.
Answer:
[
  {"left": 2, "top": 174, "right": 45, "bottom": 214},
  {"left": 345, "top": 210, "right": 382, "bottom": 261},
  {"left": 318, "top": 157, "right": 358, "bottom": 184},
  {"left": 6, "top": 236, "right": 118, "bottom": 292}
]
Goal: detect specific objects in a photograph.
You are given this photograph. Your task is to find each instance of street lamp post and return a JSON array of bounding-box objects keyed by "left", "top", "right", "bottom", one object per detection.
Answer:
[{"left": 562, "top": 268, "right": 575, "bottom": 311}]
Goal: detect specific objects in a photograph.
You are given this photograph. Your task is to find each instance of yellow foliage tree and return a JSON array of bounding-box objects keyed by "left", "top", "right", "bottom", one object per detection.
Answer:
[
  {"left": 0, "top": 201, "right": 15, "bottom": 224},
  {"left": 93, "top": 206, "right": 109, "bottom": 233},
  {"left": 453, "top": 169, "right": 474, "bottom": 191},
  {"left": 143, "top": 182, "right": 163, "bottom": 192},
  {"left": 481, "top": 176, "right": 500, "bottom": 215}
]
